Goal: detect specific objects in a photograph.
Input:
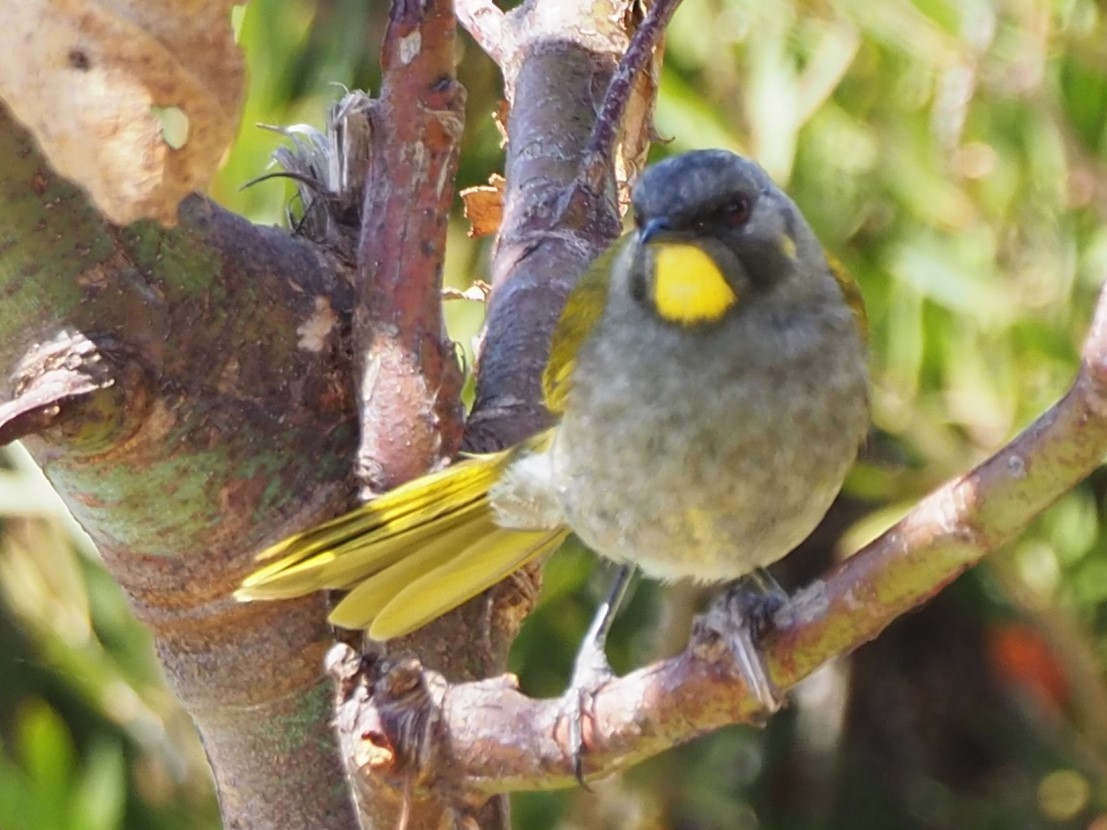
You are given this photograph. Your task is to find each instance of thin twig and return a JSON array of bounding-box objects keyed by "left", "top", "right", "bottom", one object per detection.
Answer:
[
  {"left": 456, "top": 0, "right": 507, "bottom": 64},
  {"left": 578, "top": 0, "right": 684, "bottom": 194}
]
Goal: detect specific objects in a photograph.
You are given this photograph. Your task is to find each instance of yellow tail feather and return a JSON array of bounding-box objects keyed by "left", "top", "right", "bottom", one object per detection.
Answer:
[
  {"left": 366, "top": 526, "right": 569, "bottom": 639},
  {"left": 326, "top": 511, "right": 501, "bottom": 630},
  {"left": 236, "top": 436, "right": 567, "bottom": 636},
  {"left": 237, "top": 497, "right": 490, "bottom": 600},
  {"left": 236, "top": 449, "right": 513, "bottom": 597}
]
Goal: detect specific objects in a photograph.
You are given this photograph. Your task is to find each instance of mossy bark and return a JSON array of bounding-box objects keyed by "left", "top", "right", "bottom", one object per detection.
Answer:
[{"left": 0, "top": 104, "right": 360, "bottom": 830}]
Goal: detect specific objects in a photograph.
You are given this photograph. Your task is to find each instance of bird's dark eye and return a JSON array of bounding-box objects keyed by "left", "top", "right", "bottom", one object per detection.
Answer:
[
  {"left": 633, "top": 211, "right": 644, "bottom": 229},
  {"left": 721, "top": 196, "right": 751, "bottom": 226}
]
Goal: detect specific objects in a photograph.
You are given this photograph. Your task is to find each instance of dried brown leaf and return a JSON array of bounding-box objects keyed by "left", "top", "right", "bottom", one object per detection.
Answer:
[
  {"left": 460, "top": 175, "right": 505, "bottom": 238},
  {"left": 493, "top": 99, "right": 509, "bottom": 145}
]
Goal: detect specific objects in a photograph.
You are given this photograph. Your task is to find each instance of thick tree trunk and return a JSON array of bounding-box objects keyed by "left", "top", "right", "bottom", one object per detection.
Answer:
[{"left": 0, "top": 105, "right": 361, "bottom": 828}]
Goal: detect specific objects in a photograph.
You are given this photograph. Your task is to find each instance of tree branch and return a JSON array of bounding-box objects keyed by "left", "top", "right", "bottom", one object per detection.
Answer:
[
  {"left": 355, "top": 0, "right": 466, "bottom": 499},
  {"left": 327, "top": 1, "right": 665, "bottom": 815},
  {"left": 0, "top": 330, "right": 124, "bottom": 445},
  {"left": 464, "top": 0, "right": 645, "bottom": 451},
  {"left": 577, "top": 0, "right": 681, "bottom": 195},
  {"left": 346, "top": 2, "right": 508, "bottom": 827},
  {"left": 456, "top": 0, "right": 507, "bottom": 64},
  {"left": 329, "top": 274, "right": 1107, "bottom": 797}
]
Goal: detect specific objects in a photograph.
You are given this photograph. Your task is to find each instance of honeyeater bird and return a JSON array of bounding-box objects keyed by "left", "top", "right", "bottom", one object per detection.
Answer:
[{"left": 237, "top": 150, "right": 869, "bottom": 695}]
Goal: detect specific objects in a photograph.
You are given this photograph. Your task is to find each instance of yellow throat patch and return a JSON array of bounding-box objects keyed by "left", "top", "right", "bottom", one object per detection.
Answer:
[{"left": 652, "top": 243, "right": 737, "bottom": 325}]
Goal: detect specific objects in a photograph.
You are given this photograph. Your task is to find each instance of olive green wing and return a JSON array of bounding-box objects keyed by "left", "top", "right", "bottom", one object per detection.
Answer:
[
  {"left": 236, "top": 431, "right": 566, "bottom": 639},
  {"left": 542, "top": 235, "right": 628, "bottom": 415},
  {"left": 236, "top": 451, "right": 518, "bottom": 600},
  {"left": 826, "top": 253, "right": 868, "bottom": 345}
]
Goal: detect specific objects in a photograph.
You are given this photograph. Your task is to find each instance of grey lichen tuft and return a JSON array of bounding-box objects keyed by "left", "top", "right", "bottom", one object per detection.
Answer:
[{"left": 254, "top": 90, "right": 374, "bottom": 263}]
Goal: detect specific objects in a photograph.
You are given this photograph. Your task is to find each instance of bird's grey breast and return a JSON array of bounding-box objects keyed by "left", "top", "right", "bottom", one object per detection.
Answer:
[{"left": 551, "top": 292, "right": 867, "bottom": 582}]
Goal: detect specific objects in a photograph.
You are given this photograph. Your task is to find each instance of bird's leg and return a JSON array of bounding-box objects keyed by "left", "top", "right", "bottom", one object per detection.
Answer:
[
  {"left": 561, "top": 563, "right": 636, "bottom": 785},
  {"left": 718, "top": 566, "right": 788, "bottom": 714}
]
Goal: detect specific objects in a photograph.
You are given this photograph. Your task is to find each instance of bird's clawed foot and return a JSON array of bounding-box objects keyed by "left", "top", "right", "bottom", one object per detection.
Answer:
[
  {"left": 709, "top": 568, "right": 789, "bottom": 716},
  {"left": 558, "top": 564, "right": 635, "bottom": 786},
  {"left": 560, "top": 565, "right": 787, "bottom": 785},
  {"left": 560, "top": 629, "right": 616, "bottom": 788}
]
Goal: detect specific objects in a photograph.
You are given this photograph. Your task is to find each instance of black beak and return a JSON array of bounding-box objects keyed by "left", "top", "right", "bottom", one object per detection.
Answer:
[{"left": 638, "top": 217, "right": 670, "bottom": 244}]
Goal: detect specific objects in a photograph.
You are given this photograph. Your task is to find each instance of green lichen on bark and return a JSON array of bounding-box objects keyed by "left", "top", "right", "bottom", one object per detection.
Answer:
[{"left": 0, "top": 104, "right": 362, "bottom": 830}]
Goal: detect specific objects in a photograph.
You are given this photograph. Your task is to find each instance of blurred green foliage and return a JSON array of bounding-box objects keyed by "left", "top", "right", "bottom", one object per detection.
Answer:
[
  {"left": 0, "top": 445, "right": 219, "bottom": 830},
  {"left": 5, "top": 0, "right": 1107, "bottom": 828}
]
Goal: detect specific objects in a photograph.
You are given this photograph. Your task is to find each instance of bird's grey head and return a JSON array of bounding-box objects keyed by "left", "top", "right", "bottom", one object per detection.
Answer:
[
  {"left": 627, "top": 150, "right": 817, "bottom": 300},
  {"left": 631, "top": 150, "right": 781, "bottom": 233}
]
